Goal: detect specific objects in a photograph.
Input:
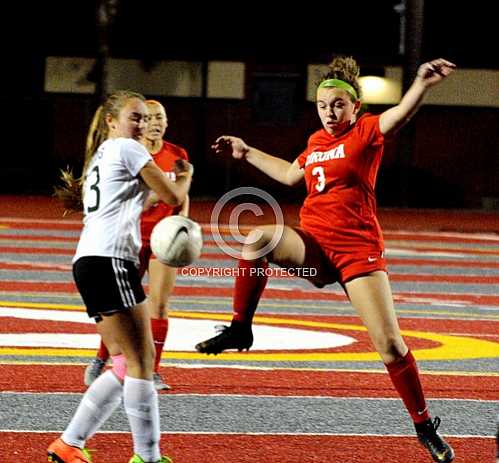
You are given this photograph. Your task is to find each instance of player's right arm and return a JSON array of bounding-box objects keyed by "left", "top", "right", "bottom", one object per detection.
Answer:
[
  {"left": 140, "top": 160, "right": 192, "bottom": 206},
  {"left": 246, "top": 150, "right": 303, "bottom": 186},
  {"left": 212, "top": 135, "right": 303, "bottom": 186}
]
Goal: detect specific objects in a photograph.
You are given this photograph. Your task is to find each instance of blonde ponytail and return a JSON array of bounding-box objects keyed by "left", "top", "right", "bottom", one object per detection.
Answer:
[{"left": 54, "top": 90, "right": 145, "bottom": 215}]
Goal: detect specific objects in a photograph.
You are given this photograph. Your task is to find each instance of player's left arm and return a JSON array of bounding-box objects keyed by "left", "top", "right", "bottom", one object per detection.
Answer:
[
  {"left": 379, "top": 58, "right": 455, "bottom": 137},
  {"left": 140, "top": 160, "right": 192, "bottom": 207},
  {"left": 143, "top": 190, "right": 159, "bottom": 211},
  {"left": 179, "top": 194, "right": 190, "bottom": 217},
  {"left": 174, "top": 156, "right": 191, "bottom": 216}
]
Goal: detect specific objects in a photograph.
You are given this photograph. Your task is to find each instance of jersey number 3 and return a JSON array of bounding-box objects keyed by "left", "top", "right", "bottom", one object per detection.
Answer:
[
  {"left": 312, "top": 166, "right": 326, "bottom": 192},
  {"left": 86, "top": 166, "right": 100, "bottom": 213}
]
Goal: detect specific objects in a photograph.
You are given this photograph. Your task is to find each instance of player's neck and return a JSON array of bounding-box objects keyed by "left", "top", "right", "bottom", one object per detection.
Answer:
[{"left": 144, "top": 138, "right": 163, "bottom": 154}]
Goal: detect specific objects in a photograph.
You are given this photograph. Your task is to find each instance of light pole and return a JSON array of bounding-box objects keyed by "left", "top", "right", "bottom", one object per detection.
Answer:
[{"left": 394, "top": 0, "right": 424, "bottom": 207}]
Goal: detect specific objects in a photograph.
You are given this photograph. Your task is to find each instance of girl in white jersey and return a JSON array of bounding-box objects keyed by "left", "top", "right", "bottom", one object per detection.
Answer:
[{"left": 48, "top": 90, "right": 191, "bottom": 463}]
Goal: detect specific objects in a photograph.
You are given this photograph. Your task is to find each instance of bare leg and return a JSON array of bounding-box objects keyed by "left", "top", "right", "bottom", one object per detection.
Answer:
[
  {"left": 242, "top": 225, "right": 306, "bottom": 266},
  {"left": 147, "top": 258, "right": 176, "bottom": 389},
  {"left": 96, "top": 301, "right": 154, "bottom": 379},
  {"left": 97, "top": 303, "right": 162, "bottom": 461},
  {"left": 195, "top": 225, "right": 308, "bottom": 354},
  {"left": 148, "top": 259, "right": 176, "bottom": 319},
  {"left": 345, "top": 271, "right": 454, "bottom": 461},
  {"left": 345, "top": 271, "right": 407, "bottom": 363}
]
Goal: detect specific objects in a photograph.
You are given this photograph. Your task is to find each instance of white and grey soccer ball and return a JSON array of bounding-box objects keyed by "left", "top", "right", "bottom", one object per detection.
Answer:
[{"left": 150, "top": 216, "right": 203, "bottom": 267}]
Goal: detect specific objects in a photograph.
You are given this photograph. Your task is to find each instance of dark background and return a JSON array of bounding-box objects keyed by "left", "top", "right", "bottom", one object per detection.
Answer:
[{"left": 1, "top": 0, "right": 498, "bottom": 208}]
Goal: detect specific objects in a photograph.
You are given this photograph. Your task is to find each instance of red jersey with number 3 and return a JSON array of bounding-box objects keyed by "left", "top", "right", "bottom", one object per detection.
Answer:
[
  {"left": 296, "top": 113, "right": 385, "bottom": 252},
  {"left": 141, "top": 140, "right": 189, "bottom": 241}
]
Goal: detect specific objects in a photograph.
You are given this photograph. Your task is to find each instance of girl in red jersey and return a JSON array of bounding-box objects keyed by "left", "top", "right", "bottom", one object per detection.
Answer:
[
  {"left": 85, "top": 100, "right": 190, "bottom": 391},
  {"left": 195, "top": 56, "right": 456, "bottom": 462}
]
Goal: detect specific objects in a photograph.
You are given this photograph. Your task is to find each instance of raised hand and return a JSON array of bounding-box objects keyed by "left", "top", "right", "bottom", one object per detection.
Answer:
[
  {"left": 416, "top": 58, "right": 456, "bottom": 87},
  {"left": 211, "top": 135, "right": 249, "bottom": 160}
]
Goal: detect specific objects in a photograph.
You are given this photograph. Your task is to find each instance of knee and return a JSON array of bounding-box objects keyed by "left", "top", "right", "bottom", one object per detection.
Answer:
[
  {"left": 150, "top": 300, "right": 168, "bottom": 319},
  {"left": 372, "top": 334, "right": 407, "bottom": 361},
  {"left": 157, "top": 305, "right": 168, "bottom": 319},
  {"left": 126, "top": 346, "right": 155, "bottom": 377},
  {"left": 245, "top": 228, "right": 271, "bottom": 249},
  {"left": 242, "top": 228, "right": 273, "bottom": 260},
  {"left": 135, "top": 354, "right": 155, "bottom": 377}
]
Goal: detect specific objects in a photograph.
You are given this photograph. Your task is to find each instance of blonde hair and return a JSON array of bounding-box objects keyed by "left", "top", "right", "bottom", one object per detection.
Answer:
[
  {"left": 145, "top": 99, "right": 164, "bottom": 107},
  {"left": 319, "top": 56, "right": 362, "bottom": 101},
  {"left": 145, "top": 99, "right": 167, "bottom": 116},
  {"left": 54, "top": 90, "right": 145, "bottom": 214}
]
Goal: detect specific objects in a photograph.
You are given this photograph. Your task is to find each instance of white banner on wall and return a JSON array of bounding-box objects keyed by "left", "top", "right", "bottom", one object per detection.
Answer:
[
  {"left": 45, "top": 57, "right": 96, "bottom": 94},
  {"left": 46, "top": 57, "right": 498, "bottom": 107},
  {"left": 306, "top": 64, "right": 499, "bottom": 107},
  {"left": 45, "top": 57, "right": 245, "bottom": 99}
]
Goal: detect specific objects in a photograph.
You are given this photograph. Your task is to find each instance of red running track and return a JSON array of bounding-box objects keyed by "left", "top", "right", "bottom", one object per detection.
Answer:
[{"left": 0, "top": 432, "right": 493, "bottom": 463}]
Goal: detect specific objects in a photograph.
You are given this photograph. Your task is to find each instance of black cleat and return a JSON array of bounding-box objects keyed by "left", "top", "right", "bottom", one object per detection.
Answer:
[
  {"left": 195, "top": 322, "right": 253, "bottom": 355},
  {"left": 416, "top": 417, "right": 455, "bottom": 462}
]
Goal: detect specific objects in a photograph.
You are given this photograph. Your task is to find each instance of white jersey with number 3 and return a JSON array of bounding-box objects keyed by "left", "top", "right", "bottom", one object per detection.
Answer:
[{"left": 73, "top": 138, "right": 152, "bottom": 264}]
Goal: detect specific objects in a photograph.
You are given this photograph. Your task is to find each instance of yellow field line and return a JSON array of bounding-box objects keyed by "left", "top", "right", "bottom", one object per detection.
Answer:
[{"left": 1, "top": 303, "right": 498, "bottom": 362}]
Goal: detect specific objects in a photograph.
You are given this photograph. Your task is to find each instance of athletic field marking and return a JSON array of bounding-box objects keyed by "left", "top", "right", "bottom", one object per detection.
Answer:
[
  {"left": 1, "top": 305, "right": 498, "bottom": 362},
  {"left": 0, "top": 429, "right": 493, "bottom": 439},
  {"left": 0, "top": 307, "right": 356, "bottom": 352},
  {"left": 2, "top": 391, "right": 498, "bottom": 403}
]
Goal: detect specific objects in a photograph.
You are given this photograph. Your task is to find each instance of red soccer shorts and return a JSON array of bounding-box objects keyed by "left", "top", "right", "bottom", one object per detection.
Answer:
[{"left": 294, "top": 227, "right": 387, "bottom": 287}]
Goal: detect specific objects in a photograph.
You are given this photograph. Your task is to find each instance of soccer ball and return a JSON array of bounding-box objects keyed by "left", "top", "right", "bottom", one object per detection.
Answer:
[{"left": 150, "top": 216, "right": 203, "bottom": 267}]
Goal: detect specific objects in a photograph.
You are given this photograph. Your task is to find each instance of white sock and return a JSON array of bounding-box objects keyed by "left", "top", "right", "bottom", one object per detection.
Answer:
[
  {"left": 62, "top": 370, "right": 123, "bottom": 448},
  {"left": 124, "top": 375, "right": 161, "bottom": 462}
]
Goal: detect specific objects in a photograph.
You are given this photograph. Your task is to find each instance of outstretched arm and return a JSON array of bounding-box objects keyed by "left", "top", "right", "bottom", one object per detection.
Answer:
[
  {"left": 379, "top": 58, "right": 456, "bottom": 137},
  {"left": 212, "top": 135, "right": 304, "bottom": 186}
]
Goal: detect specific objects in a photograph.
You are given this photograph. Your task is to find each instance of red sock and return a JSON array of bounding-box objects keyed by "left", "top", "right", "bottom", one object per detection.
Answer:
[
  {"left": 385, "top": 350, "right": 430, "bottom": 424},
  {"left": 232, "top": 259, "right": 269, "bottom": 324},
  {"left": 97, "top": 339, "right": 110, "bottom": 361},
  {"left": 151, "top": 318, "right": 168, "bottom": 372}
]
